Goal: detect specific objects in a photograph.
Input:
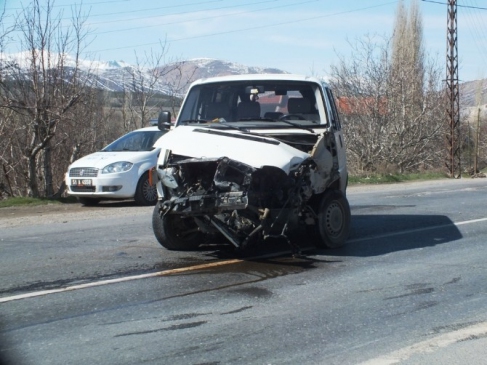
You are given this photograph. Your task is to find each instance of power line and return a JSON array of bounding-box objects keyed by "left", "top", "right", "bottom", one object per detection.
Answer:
[
  {"left": 460, "top": 0, "right": 487, "bottom": 71},
  {"left": 0, "top": 0, "right": 230, "bottom": 26},
  {"left": 1, "top": 0, "right": 224, "bottom": 11},
  {"left": 89, "top": 0, "right": 281, "bottom": 26},
  {"left": 421, "top": 0, "right": 487, "bottom": 10},
  {"left": 90, "top": 1, "right": 398, "bottom": 53},
  {"left": 92, "top": 0, "right": 315, "bottom": 34},
  {"left": 88, "top": 0, "right": 229, "bottom": 19},
  {"left": 423, "top": 0, "right": 487, "bottom": 76}
]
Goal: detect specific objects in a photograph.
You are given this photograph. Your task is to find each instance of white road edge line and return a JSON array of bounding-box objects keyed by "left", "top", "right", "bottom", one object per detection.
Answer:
[
  {"left": 1, "top": 217, "right": 486, "bottom": 304},
  {"left": 359, "top": 321, "right": 487, "bottom": 365}
]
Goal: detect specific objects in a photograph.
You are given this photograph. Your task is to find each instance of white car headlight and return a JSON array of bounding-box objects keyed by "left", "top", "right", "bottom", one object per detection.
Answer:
[{"left": 102, "top": 161, "right": 133, "bottom": 174}]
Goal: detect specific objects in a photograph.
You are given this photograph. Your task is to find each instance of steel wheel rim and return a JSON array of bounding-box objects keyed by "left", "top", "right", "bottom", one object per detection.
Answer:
[
  {"left": 143, "top": 179, "right": 157, "bottom": 202},
  {"left": 325, "top": 202, "right": 344, "bottom": 238}
]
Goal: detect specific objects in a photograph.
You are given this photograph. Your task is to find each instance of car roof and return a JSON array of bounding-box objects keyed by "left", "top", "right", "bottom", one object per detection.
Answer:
[{"left": 188, "top": 73, "right": 327, "bottom": 88}]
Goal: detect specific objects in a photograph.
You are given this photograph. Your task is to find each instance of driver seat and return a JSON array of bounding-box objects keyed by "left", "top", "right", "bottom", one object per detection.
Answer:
[
  {"left": 287, "top": 97, "right": 311, "bottom": 114},
  {"left": 287, "top": 97, "right": 320, "bottom": 122}
]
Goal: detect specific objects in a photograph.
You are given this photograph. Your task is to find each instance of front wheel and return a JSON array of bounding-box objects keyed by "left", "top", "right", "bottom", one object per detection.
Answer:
[
  {"left": 315, "top": 190, "right": 351, "bottom": 248},
  {"left": 152, "top": 204, "right": 203, "bottom": 250},
  {"left": 134, "top": 171, "right": 157, "bottom": 206}
]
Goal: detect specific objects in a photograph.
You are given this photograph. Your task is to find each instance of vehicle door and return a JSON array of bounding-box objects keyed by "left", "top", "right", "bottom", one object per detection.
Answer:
[{"left": 322, "top": 85, "right": 347, "bottom": 190}]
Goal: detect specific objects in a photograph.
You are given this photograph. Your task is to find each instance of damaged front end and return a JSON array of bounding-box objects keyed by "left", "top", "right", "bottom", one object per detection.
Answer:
[
  {"left": 151, "top": 123, "right": 350, "bottom": 253},
  {"left": 154, "top": 152, "right": 316, "bottom": 252}
]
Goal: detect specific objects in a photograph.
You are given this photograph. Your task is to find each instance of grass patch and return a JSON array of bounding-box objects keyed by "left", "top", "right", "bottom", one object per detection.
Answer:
[
  {"left": 0, "top": 196, "right": 78, "bottom": 208},
  {"left": 349, "top": 172, "right": 449, "bottom": 185}
]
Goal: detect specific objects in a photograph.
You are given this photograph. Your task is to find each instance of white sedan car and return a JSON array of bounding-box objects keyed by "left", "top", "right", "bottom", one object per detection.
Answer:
[{"left": 65, "top": 126, "right": 167, "bottom": 206}]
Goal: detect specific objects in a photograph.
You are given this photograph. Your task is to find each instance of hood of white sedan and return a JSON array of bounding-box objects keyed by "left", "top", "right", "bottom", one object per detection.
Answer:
[
  {"left": 69, "top": 150, "right": 157, "bottom": 169},
  {"left": 153, "top": 125, "right": 310, "bottom": 174}
]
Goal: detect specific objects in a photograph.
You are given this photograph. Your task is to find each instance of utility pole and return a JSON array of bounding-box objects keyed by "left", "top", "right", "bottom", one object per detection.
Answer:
[
  {"left": 445, "top": 0, "right": 461, "bottom": 178},
  {"left": 474, "top": 106, "right": 480, "bottom": 174}
]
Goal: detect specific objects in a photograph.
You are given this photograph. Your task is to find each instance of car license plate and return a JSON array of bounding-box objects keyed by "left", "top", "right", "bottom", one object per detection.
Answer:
[{"left": 72, "top": 179, "right": 92, "bottom": 186}]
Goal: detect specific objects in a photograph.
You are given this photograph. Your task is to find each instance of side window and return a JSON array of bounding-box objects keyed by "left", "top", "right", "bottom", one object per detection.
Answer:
[
  {"left": 178, "top": 88, "right": 201, "bottom": 122},
  {"left": 325, "top": 87, "right": 341, "bottom": 131}
]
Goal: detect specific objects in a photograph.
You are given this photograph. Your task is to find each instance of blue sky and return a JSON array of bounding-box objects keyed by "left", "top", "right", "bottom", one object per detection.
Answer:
[{"left": 1, "top": 0, "right": 487, "bottom": 82}]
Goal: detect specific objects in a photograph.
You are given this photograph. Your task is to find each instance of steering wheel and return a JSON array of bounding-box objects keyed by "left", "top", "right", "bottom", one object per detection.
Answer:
[{"left": 279, "top": 114, "right": 306, "bottom": 121}]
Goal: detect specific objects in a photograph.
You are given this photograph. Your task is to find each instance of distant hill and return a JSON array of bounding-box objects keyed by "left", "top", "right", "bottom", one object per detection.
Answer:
[
  {"left": 81, "top": 58, "right": 287, "bottom": 95},
  {"left": 154, "top": 58, "right": 288, "bottom": 95},
  {"left": 87, "top": 57, "right": 287, "bottom": 95},
  {"left": 157, "top": 58, "right": 287, "bottom": 81},
  {"left": 0, "top": 53, "right": 287, "bottom": 96},
  {"left": 2, "top": 52, "right": 483, "bottom": 110},
  {"left": 460, "top": 78, "right": 487, "bottom": 107},
  {"left": 459, "top": 79, "right": 487, "bottom": 123}
]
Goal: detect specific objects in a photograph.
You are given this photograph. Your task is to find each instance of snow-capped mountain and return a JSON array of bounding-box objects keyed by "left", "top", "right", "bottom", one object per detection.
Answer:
[
  {"left": 164, "top": 58, "right": 288, "bottom": 79},
  {"left": 0, "top": 53, "right": 287, "bottom": 95},
  {"left": 153, "top": 58, "right": 288, "bottom": 96},
  {"left": 2, "top": 52, "right": 484, "bottom": 108}
]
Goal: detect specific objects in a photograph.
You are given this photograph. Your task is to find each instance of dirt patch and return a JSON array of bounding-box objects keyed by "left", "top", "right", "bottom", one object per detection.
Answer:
[{"left": 0, "top": 203, "right": 87, "bottom": 219}]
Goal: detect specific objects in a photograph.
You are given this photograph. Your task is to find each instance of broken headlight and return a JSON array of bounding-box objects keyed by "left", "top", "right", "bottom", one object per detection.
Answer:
[{"left": 159, "top": 167, "right": 179, "bottom": 189}]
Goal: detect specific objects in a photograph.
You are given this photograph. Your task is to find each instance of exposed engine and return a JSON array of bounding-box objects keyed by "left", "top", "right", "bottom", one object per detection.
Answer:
[{"left": 156, "top": 153, "right": 316, "bottom": 251}]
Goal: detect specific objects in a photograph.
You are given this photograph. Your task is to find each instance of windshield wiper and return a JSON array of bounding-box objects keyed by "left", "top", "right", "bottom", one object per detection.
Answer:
[
  {"left": 180, "top": 119, "right": 208, "bottom": 125},
  {"left": 237, "top": 117, "right": 274, "bottom": 122},
  {"left": 278, "top": 120, "right": 316, "bottom": 134}
]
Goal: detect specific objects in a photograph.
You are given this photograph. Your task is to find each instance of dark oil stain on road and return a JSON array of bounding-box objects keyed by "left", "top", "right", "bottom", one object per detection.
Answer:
[
  {"left": 114, "top": 321, "right": 207, "bottom": 337},
  {"left": 385, "top": 287, "right": 435, "bottom": 300},
  {"left": 156, "top": 256, "right": 334, "bottom": 303},
  {"left": 164, "top": 321, "right": 207, "bottom": 331},
  {"left": 197, "top": 256, "right": 327, "bottom": 281},
  {"left": 221, "top": 306, "right": 253, "bottom": 315},
  {"left": 229, "top": 287, "right": 272, "bottom": 299},
  {"left": 163, "top": 313, "right": 209, "bottom": 321}
]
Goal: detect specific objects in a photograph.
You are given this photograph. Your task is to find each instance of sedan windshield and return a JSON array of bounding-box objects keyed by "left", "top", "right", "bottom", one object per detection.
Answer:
[
  {"left": 103, "top": 130, "right": 165, "bottom": 152},
  {"left": 178, "top": 80, "right": 325, "bottom": 126}
]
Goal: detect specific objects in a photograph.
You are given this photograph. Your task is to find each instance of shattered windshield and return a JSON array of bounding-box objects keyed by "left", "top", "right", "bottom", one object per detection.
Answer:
[{"left": 177, "top": 80, "right": 326, "bottom": 127}]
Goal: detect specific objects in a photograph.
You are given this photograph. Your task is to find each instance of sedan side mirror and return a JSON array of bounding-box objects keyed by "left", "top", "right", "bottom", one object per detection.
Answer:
[{"left": 158, "top": 111, "right": 172, "bottom": 131}]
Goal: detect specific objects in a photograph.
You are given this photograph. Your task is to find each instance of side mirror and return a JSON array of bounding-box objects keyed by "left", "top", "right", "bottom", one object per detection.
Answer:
[{"left": 157, "top": 111, "right": 172, "bottom": 131}]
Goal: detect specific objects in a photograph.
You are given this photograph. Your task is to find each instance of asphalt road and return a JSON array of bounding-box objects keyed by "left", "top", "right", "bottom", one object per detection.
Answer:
[{"left": 1, "top": 179, "right": 486, "bottom": 365}]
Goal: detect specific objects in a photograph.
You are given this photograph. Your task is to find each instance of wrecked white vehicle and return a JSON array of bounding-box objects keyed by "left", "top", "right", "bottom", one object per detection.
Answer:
[{"left": 152, "top": 74, "right": 350, "bottom": 253}]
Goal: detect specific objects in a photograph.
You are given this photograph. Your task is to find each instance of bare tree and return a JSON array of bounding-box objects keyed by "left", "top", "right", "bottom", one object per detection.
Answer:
[
  {"left": 129, "top": 47, "right": 167, "bottom": 129},
  {"left": 330, "top": 0, "right": 445, "bottom": 174},
  {"left": 0, "top": 1, "right": 17, "bottom": 197},
  {"left": 331, "top": 34, "right": 392, "bottom": 172},
  {"left": 114, "top": 42, "right": 191, "bottom": 132},
  {"left": 162, "top": 61, "right": 198, "bottom": 118},
  {"left": 0, "top": 0, "right": 92, "bottom": 197},
  {"left": 50, "top": 86, "right": 119, "bottom": 198}
]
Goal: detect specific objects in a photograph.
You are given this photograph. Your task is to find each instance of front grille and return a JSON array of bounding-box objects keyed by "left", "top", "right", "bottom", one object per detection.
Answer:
[
  {"left": 69, "top": 168, "right": 98, "bottom": 177},
  {"left": 70, "top": 186, "right": 96, "bottom": 192}
]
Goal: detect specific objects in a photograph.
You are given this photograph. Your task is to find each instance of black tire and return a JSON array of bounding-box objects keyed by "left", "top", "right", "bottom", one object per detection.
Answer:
[
  {"left": 134, "top": 171, "right": 158, "bottom": 206},
  {"left": 315, "top": 190, "right": 351, "bottom": 248},
  {"left": 152, "top": 204, "right": 203, "bottom": 250},
  {"left": 78, "top": 197, "right": 100, "bottom": 206}
]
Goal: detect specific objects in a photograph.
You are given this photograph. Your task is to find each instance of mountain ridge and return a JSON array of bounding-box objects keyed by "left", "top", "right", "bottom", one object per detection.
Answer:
[{"left": 1, "top": 52, "right": 484, "bottom": 107}]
